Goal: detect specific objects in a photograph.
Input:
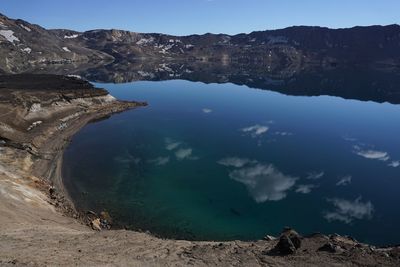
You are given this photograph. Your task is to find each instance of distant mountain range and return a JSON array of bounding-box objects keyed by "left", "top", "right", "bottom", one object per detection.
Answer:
[{"left": 1, "top": 13, "right": 400, "bottom": 74}]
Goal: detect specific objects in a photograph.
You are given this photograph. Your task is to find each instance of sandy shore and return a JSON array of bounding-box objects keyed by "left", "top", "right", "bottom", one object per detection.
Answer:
[{"left": 0, "top": 74, "right": 399, "bottom": 266}]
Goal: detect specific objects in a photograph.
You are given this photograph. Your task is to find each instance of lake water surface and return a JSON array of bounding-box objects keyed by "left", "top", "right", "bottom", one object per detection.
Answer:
[{"left": 63, "top": 79, "right": 400, "bottom": 245}]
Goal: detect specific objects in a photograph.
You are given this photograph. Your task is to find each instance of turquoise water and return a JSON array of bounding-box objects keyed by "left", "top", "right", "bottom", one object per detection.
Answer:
[{"left": 63, "top": 80, "right": 400, "bottom": 245}]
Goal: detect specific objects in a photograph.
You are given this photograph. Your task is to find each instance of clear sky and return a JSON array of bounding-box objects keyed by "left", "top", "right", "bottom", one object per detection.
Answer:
[{"left": 1, "top": 0, "right": 399, "bottom": 35}]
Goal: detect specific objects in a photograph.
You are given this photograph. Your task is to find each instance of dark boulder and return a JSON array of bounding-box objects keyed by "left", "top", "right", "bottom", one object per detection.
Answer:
[
  {"left": 271, "top": 228, "right": 302, "bottom": 255},
  {"left": 275, "top": 235, "right": 297, "bottom": 255}
]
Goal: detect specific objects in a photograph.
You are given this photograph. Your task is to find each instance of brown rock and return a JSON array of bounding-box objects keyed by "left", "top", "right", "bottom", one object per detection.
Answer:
[{"left": 91, "top": 218, "right": 101, "bottom": 231}]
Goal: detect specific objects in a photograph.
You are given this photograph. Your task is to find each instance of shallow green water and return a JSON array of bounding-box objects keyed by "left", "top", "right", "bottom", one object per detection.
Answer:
[{"left": 63, "top": 80, "right": 400, "bottom": 245}]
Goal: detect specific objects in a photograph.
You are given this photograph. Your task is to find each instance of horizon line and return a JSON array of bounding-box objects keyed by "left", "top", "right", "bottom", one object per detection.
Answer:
[{"left": 1, "top": 12, "right": 399, "bottom": 37}]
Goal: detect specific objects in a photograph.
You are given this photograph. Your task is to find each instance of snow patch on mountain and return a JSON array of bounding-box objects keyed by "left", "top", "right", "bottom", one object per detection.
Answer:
[
  {"left": 21, "top": 47, "right": 32, "bottom": 54},
  {"left": 136, "top": 37, "right": 155, "bottom": 45},
  {"left": 19, "top": 24, "right": 31, "bottom": 32},
  {"left": 62, "top": 47, "right": 71, "bottom": 52},
  {"left": 137, "top": 71, "right": 155, "bottom": 78},
  {"left": 64, "top": 34, "right": 78, "bottom": 39},
  {"left": 0, "top": 30, "right": 19, "bottom": 44}
]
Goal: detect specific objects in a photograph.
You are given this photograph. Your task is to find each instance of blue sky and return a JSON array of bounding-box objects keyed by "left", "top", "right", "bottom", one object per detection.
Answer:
[{"left": 1, "top": 0, "right": 399, "bottom": 35}]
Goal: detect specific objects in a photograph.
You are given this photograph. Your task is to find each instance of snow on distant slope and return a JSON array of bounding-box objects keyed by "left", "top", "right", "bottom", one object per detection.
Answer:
[
  {"left": 19, "top": 24, "right": 32, "bottom": 32},
  {"left": 136, "top": 37, "right": 155, "bottom": 45},
  {"left": 64, "top": 34, "right": 78, "bottom": 39},
  {"left": 21, "top": 47, "right": 32, "bottom": 54},
  {"left": 62, "top": 47, "right": 71, "bottom": 52},
  {"left": 0, "top": 30, "right": 19, "bottom": 44}
]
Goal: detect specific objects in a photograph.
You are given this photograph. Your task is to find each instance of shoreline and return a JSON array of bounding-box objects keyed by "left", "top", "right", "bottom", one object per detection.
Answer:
[
  {"left": 0, "top": 74, "right": 399, "bottom": 266},
  {"left": 33, "top": 101, "right": 144, "bottom": 223}
]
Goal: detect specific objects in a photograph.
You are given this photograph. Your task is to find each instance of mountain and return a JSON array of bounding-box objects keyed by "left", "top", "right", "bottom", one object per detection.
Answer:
[
  {"left": 0, "top": 13, "right": 113, "bottom": 73},
  {"left": 1, "top": 13, "right": 400, "bottom": 74}
]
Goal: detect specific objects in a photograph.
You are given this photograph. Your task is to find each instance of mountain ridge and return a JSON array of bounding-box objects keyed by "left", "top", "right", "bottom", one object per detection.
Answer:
[{"left": 1, "top": 13, "right": 400, "bottom": 74}]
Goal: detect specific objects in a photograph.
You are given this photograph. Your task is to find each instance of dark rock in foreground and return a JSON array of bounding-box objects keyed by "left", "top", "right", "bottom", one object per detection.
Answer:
[{"left": 270, "top": 228, "right": 302, "bottom": 255}]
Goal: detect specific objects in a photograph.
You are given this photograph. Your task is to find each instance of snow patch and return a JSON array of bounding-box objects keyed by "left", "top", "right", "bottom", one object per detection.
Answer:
[
  {"left": 62, "top": 47, "right": 71, "bottom": 52},
  {"left": 66, "top": 74, "right": 82, "bottom": 79},
  {"left": 64, "top": 34, "right": 78, "bottom": 39},
  {"left": 29, "top": 103, "right": 42, "bottom": 113},
  {"left": 157, "top": 63, "right": 173, "bottom": 72},
  {"left": 137, "top": 71, "right": 155, "bottom": 78},
  {"left": 0, "top": 30, "right": 19, "bottom": 44},
  {"left": 136, "top": 37, "right": 155, "bottom": 45},
  {"left": 169, "top": 39, "right": 182, "bottom": 43},
  {"left": 21, "top": 47, "right": 32, "bottom": 54},
  {"left": 19, "top": 24, "right": 31, "bottom": 32},
  {"left": 29, "top": 103, "right": 42, "bottom": 112},
  {"left": 27, "top": 121, "right": 43, "bottom": 131}
]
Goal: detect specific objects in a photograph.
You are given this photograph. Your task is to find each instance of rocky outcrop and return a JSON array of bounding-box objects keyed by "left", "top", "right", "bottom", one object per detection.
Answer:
[{"left": 270, "top": 228, "right": 302, "bottom": 255}]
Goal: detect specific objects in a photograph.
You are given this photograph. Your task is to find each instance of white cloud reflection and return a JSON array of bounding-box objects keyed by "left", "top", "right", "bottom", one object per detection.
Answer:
[
  {"left": 202, "top": 108, "right": 212, "bottom": 113},
  {"left": 164, "top": 138, "right": 198, "bottom": 161},
  {"left": 229, "top": 163, "right": 297, "bottom": 202},
  {"left": 274, "top": 131, "right": 293, "bottom": 136},
  {"left": 114, "top": 152, "right": 141, "bottom": 165},
  {"left": 241, "top": 124, "right": 269, "bottom": 137},
  {"left": 217, "top": 157, "right": 257, "bottom": 168},
  {"left": 353, "top": 145, "right": 390, "bottom": 161},
  {"left": 148, "top": 156, "right": 170, "bottom": 166},
  {"left": 295, "top": 184, "right": 316, "bottom": 194},
  {"left": 307, "top": 171, "right": 325, "bottom": 180},
  {"left": 336, "top": 175, "right": 352, "bottom": 186},
  {"left": 388, "top": 161, "right": 400, "bottom": 168},
  {"left": 175, "top": 148, "right": 193, "bottom": 160},
  {"left": 165, "top": 138, "right": 181, "bottom": 151},
  {"left": 324, "top": 197, "right": 374, "bottom": 224}
]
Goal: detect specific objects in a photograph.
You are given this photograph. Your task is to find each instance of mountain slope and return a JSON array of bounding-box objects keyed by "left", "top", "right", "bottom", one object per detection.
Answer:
[
  {"left": 1, "top": 13, "right": 400, "bottom": 74},
  {"left": 0, "top": 13, "right": 114, "bottom": 73}
]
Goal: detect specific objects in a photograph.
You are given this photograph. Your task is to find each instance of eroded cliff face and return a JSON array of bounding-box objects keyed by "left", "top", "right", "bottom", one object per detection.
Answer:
[
  {"left": 0, "top": 75, "right": 117, "bottom": 150},
  {"left": 0, "top": 74, "right": 143, "bottom": 220}
]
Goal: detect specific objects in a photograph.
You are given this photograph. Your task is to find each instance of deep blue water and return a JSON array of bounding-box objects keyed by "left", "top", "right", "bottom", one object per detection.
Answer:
[{"left": 63, "top": 80, "right": 400, "bottom": 245}]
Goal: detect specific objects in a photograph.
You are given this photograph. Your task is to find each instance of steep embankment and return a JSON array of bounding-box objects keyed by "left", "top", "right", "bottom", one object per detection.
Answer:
[
  {"left": 0, "top": 74, "right": 143, "bottom": 222},
  {"left": 0, "top": 75, "right": 399, "bottom": 266}
]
